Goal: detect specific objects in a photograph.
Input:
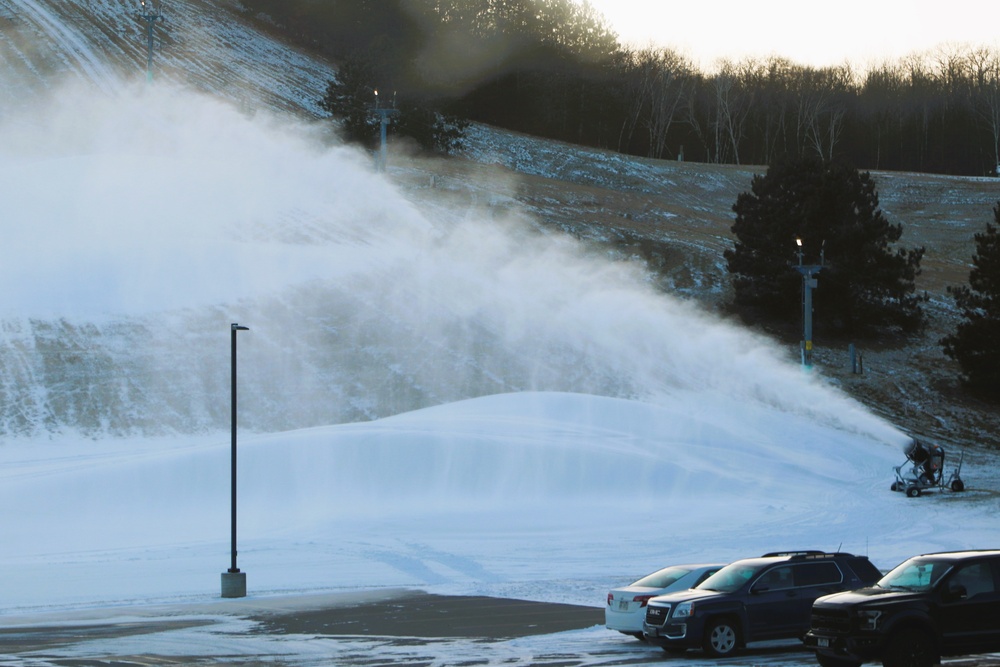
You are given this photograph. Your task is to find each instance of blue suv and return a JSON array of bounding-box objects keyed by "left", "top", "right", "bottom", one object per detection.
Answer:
[{"left": 643, "top": 551, "right": 882, "bottom": 657}]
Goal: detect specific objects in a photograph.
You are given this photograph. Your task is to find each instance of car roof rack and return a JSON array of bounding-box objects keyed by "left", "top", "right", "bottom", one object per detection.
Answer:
[{"left": 761, "top": 550, "right": 826, "bottom": 558}]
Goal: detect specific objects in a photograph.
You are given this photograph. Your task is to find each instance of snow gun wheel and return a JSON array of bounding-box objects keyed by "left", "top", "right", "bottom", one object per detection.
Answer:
[
  {"left": 906, "top": 486, "right": 921, "bottom": 498},
  {"left": 890, "top": 482, "right": 898, "bottom": 491},
  {"left": 951, "top": 479, "right": 965, "bottom": 492}
]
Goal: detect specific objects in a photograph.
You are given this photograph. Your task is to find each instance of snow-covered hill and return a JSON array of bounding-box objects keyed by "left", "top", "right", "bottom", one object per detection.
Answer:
[
  {"left": 1, "top": 4, "right": 1000, "bottom": 664},
  {"left": 0, "top": 0, "right": 333, "bottom": 115}
]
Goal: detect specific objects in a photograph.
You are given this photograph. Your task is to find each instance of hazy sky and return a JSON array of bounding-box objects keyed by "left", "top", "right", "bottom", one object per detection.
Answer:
[{"left": 585, "top": 0, "right": 1000, "bottom": 69}]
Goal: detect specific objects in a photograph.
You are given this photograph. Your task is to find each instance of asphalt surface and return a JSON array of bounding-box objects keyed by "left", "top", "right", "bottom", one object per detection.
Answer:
[
  {"left": 250, "top": 590, "right": 604, "bottom": 639},
  {"left": 2, "top": 592, "right": 1000, "bottom": 667}
]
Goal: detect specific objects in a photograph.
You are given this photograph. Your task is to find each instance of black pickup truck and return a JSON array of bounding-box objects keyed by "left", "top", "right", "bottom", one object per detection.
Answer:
[
  {"left": 642, "top": 551, "right": 881, "bottom": 657},
  {"left": 805, "top": 549, "right": 1000, "bottom": 667}
]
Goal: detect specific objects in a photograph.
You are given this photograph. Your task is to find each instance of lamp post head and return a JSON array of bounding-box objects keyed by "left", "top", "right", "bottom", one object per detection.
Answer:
[{"left": 232, "top": 323, "right": 249, "bottom": 332}]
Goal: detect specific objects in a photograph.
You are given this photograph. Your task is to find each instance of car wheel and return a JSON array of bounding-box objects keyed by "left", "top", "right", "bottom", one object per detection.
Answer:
[
  {"left": 882, "top": 628, "right": 937, "bottom": 667},
  {"left": 951, "top": 479, "right": 965, "bottom": 492},
  {"left": 817, "top": 654, "right": 861, "bottom": 667},
  {"left": 703, "top": 618, "right": 739, "bottom": 657}
]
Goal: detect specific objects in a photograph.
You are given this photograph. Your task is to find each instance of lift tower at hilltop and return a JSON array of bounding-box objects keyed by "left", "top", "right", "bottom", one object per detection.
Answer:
[{"left": 138, "top": 0, "right": 163, "bottom": 83}]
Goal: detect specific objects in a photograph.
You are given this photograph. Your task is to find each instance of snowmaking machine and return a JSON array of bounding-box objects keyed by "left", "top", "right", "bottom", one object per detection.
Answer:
[{"left": 891, "top": 438, "right": 965, "bottom": 497}]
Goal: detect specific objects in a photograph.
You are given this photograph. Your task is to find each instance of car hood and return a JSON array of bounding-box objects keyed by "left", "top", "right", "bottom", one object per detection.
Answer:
[
  {"left": 814, "top": 587, "right": 925, "bottom": 607},
  {"left": 647, "top": 589, "right": 724, "bottom": 607}
]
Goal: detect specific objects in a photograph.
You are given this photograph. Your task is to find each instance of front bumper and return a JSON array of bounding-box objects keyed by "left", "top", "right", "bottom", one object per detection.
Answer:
[
  {"left": 643, "top": 618, "right": 704, "bottom": 648},
  {"left": 803, "top": 630, "right": 883, "bottom": 661}
]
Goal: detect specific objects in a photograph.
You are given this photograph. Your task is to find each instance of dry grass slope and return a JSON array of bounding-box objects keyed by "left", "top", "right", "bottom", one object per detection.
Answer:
[{"left": 398, "top": 126, "right": 1000, "bottom": 457}]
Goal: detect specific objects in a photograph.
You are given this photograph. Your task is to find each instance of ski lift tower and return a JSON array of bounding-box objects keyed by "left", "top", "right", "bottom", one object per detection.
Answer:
[
  {"left": 371, "top": 90, "right": 398, "bottom": 172},
  {"left": 795, "top": 238, "right": 824, "bottom": 370},
  {"left": 138, "top": 0, "right": 163, "bottom": 83}
]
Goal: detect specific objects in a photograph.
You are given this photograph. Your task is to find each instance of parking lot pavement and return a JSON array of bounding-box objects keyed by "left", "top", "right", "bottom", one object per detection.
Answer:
[
  {"left": 250, "top": 590, "right": 604, "bottom": 638},
  {"left": 2, "top": 592, "right": 1000, "bottom": 667}
]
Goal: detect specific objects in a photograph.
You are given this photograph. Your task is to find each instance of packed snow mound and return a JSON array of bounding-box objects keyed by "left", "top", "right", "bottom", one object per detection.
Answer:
[
  {"left": 0, "top": 391, "right": 989, "bottom": 614},
  {"left": 0, "top": 391, "right": 900, "bottom": 558}
]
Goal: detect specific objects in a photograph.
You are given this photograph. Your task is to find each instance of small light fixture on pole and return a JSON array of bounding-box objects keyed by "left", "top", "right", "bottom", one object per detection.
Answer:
[
  {"left": 794, "top": 238, "right": 823, "bottom": 371},
  {"left": 138, "top": 0, "right": 162, "bottom": 83},
  {"left": 222, "top": 322, "right": 249, "bottom": 598}
]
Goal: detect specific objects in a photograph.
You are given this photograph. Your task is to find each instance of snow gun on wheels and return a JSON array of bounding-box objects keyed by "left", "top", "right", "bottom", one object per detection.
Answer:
[{"left": 891, "top": 439, "right": 965, "bottom": 497}]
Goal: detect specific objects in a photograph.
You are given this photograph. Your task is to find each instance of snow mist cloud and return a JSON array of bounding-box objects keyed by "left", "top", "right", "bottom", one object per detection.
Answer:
[{"left": 0, "top": 82, "right": 906, "bottom": 447}]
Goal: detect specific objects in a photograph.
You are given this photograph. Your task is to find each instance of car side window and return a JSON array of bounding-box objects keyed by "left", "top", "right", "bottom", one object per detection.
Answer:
[
  {"left": 694, "top": 569, "right": 720, "bottom": 587},
  {"left": 754, "top": 566, "right": 794, "bottom": 591},
  {"left": 793, "top": 562, "right": 843, "bottom": 587},
  {"left": 948, "top": 562, "right": 997, "bottom": 599}
]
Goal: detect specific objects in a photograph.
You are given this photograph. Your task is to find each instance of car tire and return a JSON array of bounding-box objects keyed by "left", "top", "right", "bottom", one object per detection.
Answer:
[
  {"left": 882, "top": 628, "right": 937, "bottom": 667},
  {"left": 703, "top": 618, "right": 739, "bottom": 657},
  {"left": 817, "top": 654, "right": 861, "bottom": 667}
]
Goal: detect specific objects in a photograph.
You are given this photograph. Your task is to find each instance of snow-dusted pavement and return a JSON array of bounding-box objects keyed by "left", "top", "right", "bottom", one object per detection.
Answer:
[
  {"left": 3, "top": 591, "right": 1000, "bottom": 666},
  {"left": 2, "top": 391, "right": 1000, "bottom": 666}
]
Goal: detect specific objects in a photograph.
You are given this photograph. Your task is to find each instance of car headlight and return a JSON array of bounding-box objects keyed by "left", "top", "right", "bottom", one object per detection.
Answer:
[
  {"left": 854, "top": 609, "right": 882, "bottom": 631},
  {"left": 672, "top": 601, "right": 695, "bottom": 619}
]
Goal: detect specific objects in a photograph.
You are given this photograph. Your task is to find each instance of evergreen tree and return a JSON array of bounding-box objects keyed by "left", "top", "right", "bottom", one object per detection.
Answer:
[
  {"left": 319, "top": 57, "right": 381, "bottom": 148},
  {"left": 941, "top": 204, "right": 1000, "bottom": 395},
  {"left": 394, "top": 102, "right": 470, "bottom": 154},
  {"left": 319, "top": 56, "right": 468, "bottom": 154},
  {"left": 725, "top": 155, "right": 925, "bottom": 335}
]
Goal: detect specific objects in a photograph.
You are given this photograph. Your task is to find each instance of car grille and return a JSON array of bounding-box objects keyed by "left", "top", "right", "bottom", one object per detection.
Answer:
[
  {"left": 811, "top": 607, "right": 851, "bottom": 633},
  {"left": 645, "top": 604, "right": 670, "bottom": 627}
]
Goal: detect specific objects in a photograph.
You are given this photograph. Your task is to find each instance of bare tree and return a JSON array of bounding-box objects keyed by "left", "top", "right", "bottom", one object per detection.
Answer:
[
  {"left": 711, "top": 59, "right": 756, "bottom": 164},
  {"left": 793, "top": 65, "right": 854, "bottom": 160},
  {"left": 967, "top": 46, "right": 1000, "bottom": 173}
]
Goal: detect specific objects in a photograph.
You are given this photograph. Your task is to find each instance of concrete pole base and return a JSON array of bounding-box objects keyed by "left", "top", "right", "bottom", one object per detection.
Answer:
[{"left": 221, "top": 570, "right": 247, "bottom": 598}]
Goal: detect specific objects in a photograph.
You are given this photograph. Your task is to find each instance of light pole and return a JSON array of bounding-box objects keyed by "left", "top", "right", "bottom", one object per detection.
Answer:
[
  {"left": 138, "top": 0, "right": 162, "bottom": 83},
  {"left": 222, "top": 323, "right": 249, "bottom": 598},
  {"left": 371, "top": 89, "right": 398, "bottom": 172},
  {"left": 794, "top": 238, "right": 823, "bottom": 370}
]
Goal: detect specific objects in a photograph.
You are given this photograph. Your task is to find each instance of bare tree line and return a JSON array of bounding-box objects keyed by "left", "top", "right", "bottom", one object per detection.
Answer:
[
  {"left": 612, "top": 44, "right": 1000, "bottom": 174},
  {"left": 238, "top": 0, "right": 999, "bottom": 175}
]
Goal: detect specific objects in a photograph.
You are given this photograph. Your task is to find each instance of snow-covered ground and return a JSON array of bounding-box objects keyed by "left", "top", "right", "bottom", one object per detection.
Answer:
[
  {"left": 2, "top": 82, "right": 999, "bottom": 665},
  {"left": 1, "top": 2, "right": 999, "bottom": 664},
  {"left": 1, "top": 389, "right": 999, "bottom": 664}
]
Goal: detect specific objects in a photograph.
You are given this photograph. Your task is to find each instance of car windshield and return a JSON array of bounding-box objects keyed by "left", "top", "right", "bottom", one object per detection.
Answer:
[
  {"left": 877, "top": 558, "right": 954, "bottom": 591},
  {"left": 697, "top": 562, "right": 767, "bottom": 593},
  {"left": 632, "top": 566, "right": 692, "bottom": 588}
]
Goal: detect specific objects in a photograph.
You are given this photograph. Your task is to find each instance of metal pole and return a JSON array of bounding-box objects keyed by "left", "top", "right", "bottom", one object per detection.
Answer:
[
  {"left": 230, "top": 323, "right": 248, "bottom": 573},
  {"left": 139, "top": 2, "right": 161, "bottom": 83},
  {"left": 379, "top": 115, "right": 388, "bottom": 172},
  {"left": 794, "top": 238, "right": 821, "bottom": 371},
  {"left": 146, "top": 19, "right": 154, "bottom": 82},
  {"left": 803, "top": 276, "right": 814, "bottom": 368}
]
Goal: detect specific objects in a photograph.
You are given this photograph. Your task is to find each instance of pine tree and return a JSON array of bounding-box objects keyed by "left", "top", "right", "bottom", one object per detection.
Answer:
[
  {"left": 725, "top": 155, "right": 925, "bottom": 335},
  {"left": 941, "top": 204, "right": 1000, "bottom": 395},
  {"left": 319, "top": 58, "right": 381, "bottom": 148}
]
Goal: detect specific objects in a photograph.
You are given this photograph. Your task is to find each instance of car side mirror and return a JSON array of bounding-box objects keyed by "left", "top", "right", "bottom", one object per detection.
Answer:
[{"left": 945, "top": 583, "right": 967, "bottom": 602}]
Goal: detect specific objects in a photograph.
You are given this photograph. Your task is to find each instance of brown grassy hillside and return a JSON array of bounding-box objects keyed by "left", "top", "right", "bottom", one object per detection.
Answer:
[{"left": 391, "top": 125, "right": 1000, "bottom": 456}]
